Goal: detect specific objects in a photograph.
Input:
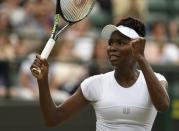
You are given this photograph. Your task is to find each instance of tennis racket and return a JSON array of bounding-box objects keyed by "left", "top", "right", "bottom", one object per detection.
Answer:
[{"left": 32, "top": 0, "right": 96, "bottom": 75}]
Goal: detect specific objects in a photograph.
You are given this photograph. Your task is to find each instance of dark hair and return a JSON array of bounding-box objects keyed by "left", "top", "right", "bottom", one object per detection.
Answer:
[{"left": 116, "top": 17, "right": 146, "bottom": 37}]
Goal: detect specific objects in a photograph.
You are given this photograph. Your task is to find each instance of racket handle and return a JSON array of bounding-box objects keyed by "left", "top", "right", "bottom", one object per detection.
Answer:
[
  {"left": 41, "top": 38, "right": 55, "bottom": 59},
  {"left": 31, "top": 38, "right": 55, "bottom": 77}
]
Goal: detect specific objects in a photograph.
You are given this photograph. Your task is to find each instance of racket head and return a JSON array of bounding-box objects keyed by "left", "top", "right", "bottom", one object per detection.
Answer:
[{"left": 58, "top": 0, "right": 95, "bottom": 23}]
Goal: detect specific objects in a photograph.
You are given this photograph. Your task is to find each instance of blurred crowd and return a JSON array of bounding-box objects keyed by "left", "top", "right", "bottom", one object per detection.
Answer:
[{"left": 0, "top": 0, "right": 179, "bottom": 101}]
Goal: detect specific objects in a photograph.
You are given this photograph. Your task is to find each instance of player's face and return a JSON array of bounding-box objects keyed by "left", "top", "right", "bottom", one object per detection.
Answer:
[{"left": 107, "top": 31, "right": 133, "bottom": 67}]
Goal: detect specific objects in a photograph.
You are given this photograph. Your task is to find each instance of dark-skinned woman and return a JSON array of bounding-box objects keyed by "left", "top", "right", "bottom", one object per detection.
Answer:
[{"left": 30, "top": 17, "right": 170, "bottom": 131}]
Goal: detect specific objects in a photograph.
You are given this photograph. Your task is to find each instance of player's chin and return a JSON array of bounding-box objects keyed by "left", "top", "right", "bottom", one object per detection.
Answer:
[{"left": 109, "top": 59, "right": 120, "bottom": 66}]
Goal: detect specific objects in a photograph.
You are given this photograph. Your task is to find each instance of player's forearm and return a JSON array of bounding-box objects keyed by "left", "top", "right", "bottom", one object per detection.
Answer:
[
  {"left": 137, "top": 56, "right": 170, "bottom": 112},
  {"left": 37, "top": 78, "right": 58, "bottom": 126}
]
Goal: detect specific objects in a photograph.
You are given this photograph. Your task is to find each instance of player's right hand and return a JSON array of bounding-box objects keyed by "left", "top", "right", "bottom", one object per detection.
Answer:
[{"left": 30, "top": 55, "right": 49, "bottom": 80}]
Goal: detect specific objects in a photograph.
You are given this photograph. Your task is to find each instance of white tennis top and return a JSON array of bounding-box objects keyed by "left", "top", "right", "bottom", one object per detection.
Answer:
[{"left": 81, "top": 70, "right": 166, "bottom": 131}]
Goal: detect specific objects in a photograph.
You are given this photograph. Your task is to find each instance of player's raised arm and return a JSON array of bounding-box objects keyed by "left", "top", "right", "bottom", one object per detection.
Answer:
[{"left": 30, "top": 55, "right": 89, "bottom": 127}]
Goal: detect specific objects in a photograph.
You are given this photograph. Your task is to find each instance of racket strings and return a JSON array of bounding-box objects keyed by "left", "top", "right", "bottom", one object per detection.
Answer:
[
  {"left": 75, "top": 1, "right": 91, "bottom": 19},
  {"left": 61, "top": 0, "right": 77, "bottom": 21},
  {"left": 63, "top": 6, "right": 74, "bottom": 21},
  {"left": 71, "top": 0, "right": 89, "bottom": 16},
  {"left": 76, "top": 0, "right": 95, "bottom": 18},
  {"left": 61, "top": 0, "right": 83, "bottom": 20},
  {"left": 60, "top": 0, "right": 95, "bottom": 22}
]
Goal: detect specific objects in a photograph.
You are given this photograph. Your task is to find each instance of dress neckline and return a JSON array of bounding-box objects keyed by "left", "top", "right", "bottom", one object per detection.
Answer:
[{"left": 112, "top": 70, "right": 141, "bottom": 89}]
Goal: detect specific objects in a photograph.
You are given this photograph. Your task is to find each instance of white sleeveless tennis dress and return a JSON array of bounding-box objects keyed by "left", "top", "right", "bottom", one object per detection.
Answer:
[{"left": 81, "top": 70, "right": 166, "bottom": 131}]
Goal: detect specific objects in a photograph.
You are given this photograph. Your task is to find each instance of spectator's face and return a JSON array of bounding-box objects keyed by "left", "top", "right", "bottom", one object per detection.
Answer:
[
  {"left": 152, "top": 23, "right": 166, "bottom": 38},
  {"left": 169, "top": 20, "right": 178, "bottom": 36},
  {"left": 107, "top": 31, "right": 132, "bottom": 67},
  {"left": 0, "top": 13, "right": 9, "bottom": 29}
]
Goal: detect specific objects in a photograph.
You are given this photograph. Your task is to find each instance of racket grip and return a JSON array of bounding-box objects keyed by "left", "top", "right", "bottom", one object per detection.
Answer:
[
  {"left": 41, "top": 38, "right": 55, "bottom": 59},
  {"left": 31, "top": 38, "right": 55, "bottom": 77}
]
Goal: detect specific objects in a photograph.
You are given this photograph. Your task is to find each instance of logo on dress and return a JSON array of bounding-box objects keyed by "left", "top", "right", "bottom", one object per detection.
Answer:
[{"left": 123, "top": 106, "right": 130, "bottom": 114}]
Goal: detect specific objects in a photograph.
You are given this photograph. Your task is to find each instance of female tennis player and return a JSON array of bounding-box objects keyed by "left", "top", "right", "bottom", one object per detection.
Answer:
[{"left": 30, "top": 17, "right": 170, "bottom": 131}]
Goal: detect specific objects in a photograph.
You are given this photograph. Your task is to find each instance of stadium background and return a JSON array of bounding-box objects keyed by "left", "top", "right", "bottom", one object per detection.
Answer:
[{"left": 0, "top": 0, "right": 179, "bottom": 131}]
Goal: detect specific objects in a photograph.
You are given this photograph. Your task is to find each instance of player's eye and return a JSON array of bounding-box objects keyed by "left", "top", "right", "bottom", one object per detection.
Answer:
[
  {"left": 108, "top": 39, "right": 113, "bottom": 46},
  {"left": 108, "top": 39, "right": 125, "bottom": 46}
]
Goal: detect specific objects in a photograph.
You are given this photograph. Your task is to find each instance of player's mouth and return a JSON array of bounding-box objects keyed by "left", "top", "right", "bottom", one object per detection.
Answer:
[{"left": 109, "top": 54, "right": 121, "bottom": 62}]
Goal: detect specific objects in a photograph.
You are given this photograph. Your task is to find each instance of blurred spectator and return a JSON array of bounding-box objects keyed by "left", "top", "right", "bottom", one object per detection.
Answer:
[
  {"left": 168, "top": 19, "right": 179, "bottom": 47},
  {"left": 16, "top": 40, "right": 70, "bottom": 101},
  {"left": 0, "top": 0, "right": 20, "bottom": 13},
  {"left": 65, "top": 18, "right": 94, "bottom": 40},
  {"left": 50, "top": 38, "right": 80, "bottom": 62},
  {"left": 32, "top": 0, "right": 54, "bottom": 36},
  {"left": 0, "top": 33, "right": 15, "bottom": 61},
  {"left": 122, "top": 0, "right": 146, "bottom": 21},
  {"left": 0, "top": 0, "right": 25, "bottom": 28},
  {"left": 11, "top": 42, "right": 44, "bottom": 100},
  {"left": 145, "top": 21, "right": 179, "bottom": 65},
  {"left": 90, "top": 0, "right": 113, "bottom": 29},
  {"left": 0, "top": 12, "right": 11, "bottom": 32},
  {"left": 112, "top": 0, "right": 147, "bottom": 24},
  {"left": 50, "top": 38, "right": 87, "bottom": 95},
  {"left": 87, "top": 38, "right": 111, "bottom": 76},
  {"left": 0, "top": 32, "right": 15, "bottom": 96},
  {"left": 15, "top": 53, "right": 39, "bottom": 100},
  {"left": 13, "top": 36, "right": 31, "bottom": 59},
  {"left": 65, "top": 18, "right": 96, "bottom": 62},
  {"left": 97, "top": 0, "right": 112, "bottom": 14},
  {"left": 148, "top": 20, "right": 167, "bottom": 42},
  {"left": 14, "top": 0, "right": 54, "bottom": 39}
]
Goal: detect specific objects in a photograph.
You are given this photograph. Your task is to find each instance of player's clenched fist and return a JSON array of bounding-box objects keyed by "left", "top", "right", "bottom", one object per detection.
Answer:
[
  {"left": 130, "top": 37, "right": 145, "bottom": 60},
  {"left": 30, "top": 55, "right": 49, "bottom": 80}
]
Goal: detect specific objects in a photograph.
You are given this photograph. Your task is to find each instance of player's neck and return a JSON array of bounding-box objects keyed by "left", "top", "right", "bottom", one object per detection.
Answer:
[{"left": 114, "top": 66, "right": 139, "bottom": 88}]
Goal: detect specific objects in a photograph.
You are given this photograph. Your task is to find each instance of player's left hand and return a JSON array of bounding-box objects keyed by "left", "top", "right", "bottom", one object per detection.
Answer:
[{"left": 130, "top": 37, "right": 145, "bottom": 60}]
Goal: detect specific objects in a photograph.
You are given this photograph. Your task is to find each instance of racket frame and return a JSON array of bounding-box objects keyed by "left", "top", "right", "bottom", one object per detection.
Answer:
[
  {"left": 32, "top": 0, "right": 95, "bottom": 75},
  {"left": 58, "top": 0, "right": 95, "bottom": 24}
]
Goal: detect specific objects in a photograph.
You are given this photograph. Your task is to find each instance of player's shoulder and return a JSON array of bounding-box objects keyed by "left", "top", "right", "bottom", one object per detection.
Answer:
[
  {"left": 153, "top": 71, "right": 166, "bottom": 78},
  {"left": 80, "top": 71, "right": 114, "bottom": 101},
  {"left": 86, "top": 71, "right": 114, "bottom": 80},
  {"left": 82, "top": 71, "right": 114, "bottom": 84}
]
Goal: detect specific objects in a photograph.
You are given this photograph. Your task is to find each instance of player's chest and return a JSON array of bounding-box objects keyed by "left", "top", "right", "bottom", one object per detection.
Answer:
[{"left": 93, "top": 84, "right": 154, "bottom": 123}]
